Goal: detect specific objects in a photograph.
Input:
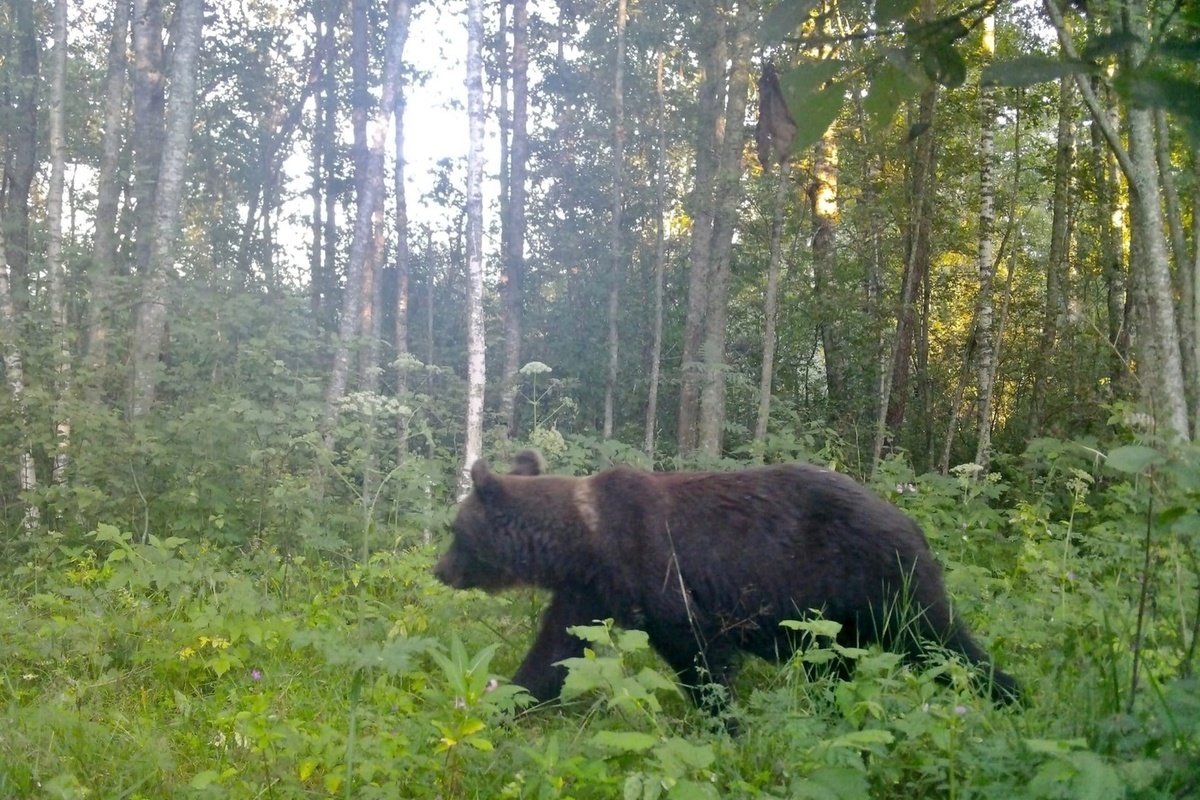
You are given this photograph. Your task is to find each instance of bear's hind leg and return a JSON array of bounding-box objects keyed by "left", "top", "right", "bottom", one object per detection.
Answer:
[{"left": 512, "top": 589, "right": 601, "bottom": 702}]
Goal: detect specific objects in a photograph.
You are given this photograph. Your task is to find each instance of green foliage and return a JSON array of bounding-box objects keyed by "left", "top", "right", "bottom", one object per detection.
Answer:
[{"left": 4, "top": 440, "right": 1200, "bottom": 797}]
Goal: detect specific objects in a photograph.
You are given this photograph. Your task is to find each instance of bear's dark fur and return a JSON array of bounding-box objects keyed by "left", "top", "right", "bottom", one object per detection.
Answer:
[{"left": 434, "top": 451, "right": 1020, "bottom": 711}]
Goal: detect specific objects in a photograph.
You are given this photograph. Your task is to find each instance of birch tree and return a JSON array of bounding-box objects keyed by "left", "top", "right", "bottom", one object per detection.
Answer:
[
  {"left": 972, "top": 15, "right": 999, "bottom": 470},
  {"left": 461, "top": 0, "right": 487, "bottom": 496},
  {"left": 48, "top": 0, "right": 70, "bottom": 482},
  {"left": 0, "top": 214, "right": 37, "bottom": 530}
]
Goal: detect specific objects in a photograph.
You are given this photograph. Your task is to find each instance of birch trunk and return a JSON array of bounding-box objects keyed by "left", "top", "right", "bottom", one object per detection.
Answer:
[
  {"left": 129, "top": 0, "right": 203, "bottom": 419},
  {"left": 86, "top": 0, "right": 131, "bottom": 371},
  {"left": 0, "top": 213, "right": 38, "bottom": 530},
  {"left": 645, "top": 53, "right": 667, "bottom": 457},
  {"left": 755, "top": 162, "right": 791, "bottom": 452},
  {"left": 48, "top": 0, "right": 71, "bottom": 482},
  {"left": 461, "top": 0, "right": 487, "bottom": 497},
  {"left": 971, "top": 18, "right": 998, "bottom": 470},
  {"left": 698, "top": 0, "right": 754, "bottom": 457},
  {"left": 603, "top": 0, "right": 627, "bottom": 439}
]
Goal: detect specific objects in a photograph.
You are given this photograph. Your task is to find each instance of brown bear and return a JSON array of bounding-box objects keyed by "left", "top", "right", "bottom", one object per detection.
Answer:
[{"left": 434, "top": 450, "right": 1020, "bottom": 713}]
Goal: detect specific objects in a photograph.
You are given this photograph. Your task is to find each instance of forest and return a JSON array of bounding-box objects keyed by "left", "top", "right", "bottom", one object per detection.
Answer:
[{"left": 2, "top": 0, "right": 1200, "bottom": 795}]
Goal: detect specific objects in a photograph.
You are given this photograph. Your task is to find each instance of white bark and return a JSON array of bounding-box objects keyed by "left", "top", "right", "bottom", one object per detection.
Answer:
[
  {"left": 0, "top": 212, "right": 38, "bottom": 530},
  {"left": 48, "top": 0, "right": 71, "bottom": 482},
  {"left": 461, "top": 0, "right": 487, "bottom": 497},
  {"left": 972, "top": 17, "right": 997, "bottom": 471}
]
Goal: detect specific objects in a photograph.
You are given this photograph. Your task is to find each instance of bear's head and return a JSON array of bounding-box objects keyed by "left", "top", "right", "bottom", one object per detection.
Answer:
[{"left": 434, "top": 450, "right": 545, "bottom": 592}]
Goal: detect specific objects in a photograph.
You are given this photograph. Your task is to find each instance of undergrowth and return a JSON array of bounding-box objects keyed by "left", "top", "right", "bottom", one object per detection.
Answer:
[{"left": 2, "top": 438, "right": 1199, "bottom": 798}]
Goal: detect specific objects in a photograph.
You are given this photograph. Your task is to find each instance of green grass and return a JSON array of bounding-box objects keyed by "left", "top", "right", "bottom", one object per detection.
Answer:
[{"left": 2, "top": 469, "right": 1199, "bottom": 799}]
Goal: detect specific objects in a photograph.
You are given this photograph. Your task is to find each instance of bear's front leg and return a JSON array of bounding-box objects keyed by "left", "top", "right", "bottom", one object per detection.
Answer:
[{"left": 511, "top": 589, "right": 601, "bottom": 702}]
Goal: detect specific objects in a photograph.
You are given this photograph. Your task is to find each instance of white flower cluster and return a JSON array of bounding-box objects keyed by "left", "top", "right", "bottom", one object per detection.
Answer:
[
  {"left": 518, "top": 361, "right": 553, "bottom": 376},
  {"left": 338, "top": 391, "right": 412, "bottom": 419}
]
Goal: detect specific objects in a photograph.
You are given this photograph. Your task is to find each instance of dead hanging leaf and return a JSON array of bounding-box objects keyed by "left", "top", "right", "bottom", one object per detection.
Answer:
[{"left": 756, "top": 61, "right": 798, "bottom": 173}]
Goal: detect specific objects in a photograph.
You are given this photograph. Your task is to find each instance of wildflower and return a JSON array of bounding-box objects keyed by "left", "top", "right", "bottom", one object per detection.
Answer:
[
  {"left": 178, "top": 646, "right": 196, "bottom": 661},
  {"left": 955, "top": 705, "right": 969, "bottom": 716},
  {"left": 251, "top": 669, "right": 262, "bottom": 681},
  {"left": 485, "top": 679, "right": 499, "bottom": 693}
]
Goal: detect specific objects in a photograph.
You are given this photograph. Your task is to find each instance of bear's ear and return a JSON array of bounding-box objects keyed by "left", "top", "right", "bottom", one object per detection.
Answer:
[
  {"left": 510, "top": 449, "right": 544, "bottom": 476},
  {"left": 470, "top": 458, "right": 500, "bottom": 498}
]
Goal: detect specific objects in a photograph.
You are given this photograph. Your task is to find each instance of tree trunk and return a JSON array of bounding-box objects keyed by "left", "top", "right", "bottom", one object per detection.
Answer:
[
  {"left": 874, "top": 76, "right": 937, "bottom": 469},
  {"left": 1029, "top": 78, "right": 1073, "bottom": 436},
  {"left": 0, "top": 212, "right": 38, "bottom": 530},
  {"left": 86, "top": 0, "right": 131, "bottom": 373},
  {"left": 1, "top": 0, "right": 38, "bottom": 306},
  {"left": 1156, "top": 110, "right": 1196, "bottom": 425},
  {"left": 394, "top": 0, "right": 413, "bottom": 392},
  {"left": 461, "top": 0, "right": 487, "bottom": 497},
  {"left": 48, "top": 0, "right": 71, "bottom": 483},
  {"left": 130, "top": 0, "right": 165, "bottom": 278},
  {"left": 321, "top": 0, "right": 410, "bottom": 447},
  {"left": 971, "top": 17, "right": 998, "bottom": 470},
  {"left": 697, "top": 0, "right": 753, "bottom": 457},
  {"left": 603, "top": 0, "right": 627, "bottom": 439},
  {"left": 810, "top": 130, "right": 842, "bottom": 415},
  {"left": 500, "top": 0, "right": 528, "bottom": 439},
  {"left": 755, "top": 162, "right": 791, "bottom": 452},
  {"left": 129, "top": 0, "right": 203, "bottom": 419},
  {"left": 645, "top": 53, "right": 667, "bottom": 457},
  {"left": 677, "top": 0, "right": 726, "bottom": 456},
  {"left": 1045, "top": 0, "right": 1190, "bottom": 441}
]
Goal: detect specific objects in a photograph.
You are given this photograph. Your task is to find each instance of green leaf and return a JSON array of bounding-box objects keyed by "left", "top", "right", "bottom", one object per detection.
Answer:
[
  {"left": 654, "top": 737, "right": 716, "bottom": 771},
  {"left": 982, "top": 56, "right": 1094, "bottom": 88},
  {"left": 786, "top": 82, "right": 846, "bottom": 153},
  {"left": 875, "top": 0, "right": 916, "bottom": 27},
  {"left": 593, "top": 730, "right": 658, "bottom": 753},
  {"left": 761, "top": 0, "right": 820, "bottom": 43},
  {"left": 779, "top": 61, "right": 845, "bottom": 97},
  {"left": 864, "top": 60, "right": 921, "bottom": 132},
  {"left": 790, "top": 766, "right": 871, "bottom": 800},
  {"left": 828, "top": 728, "right": 894, "bottom": 750},
  {"left": 1114, "top": 69, "right": 1200, "bottom": 142},
  {"left": 1080, "top": 31, "right": 1141, "bottom": 61},
  {"left": 1103, "top": 445, "right": 1162, "bottom": 474},
  {"left": 1159, "top": 37, "right": 1200, "bottom": 62}
]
